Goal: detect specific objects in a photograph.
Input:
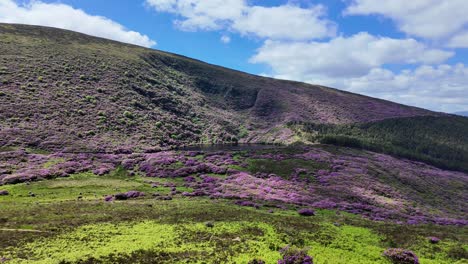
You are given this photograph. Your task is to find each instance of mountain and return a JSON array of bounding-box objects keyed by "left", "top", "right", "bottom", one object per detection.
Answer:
[
  {"left": 454, "top": 111, "right": 468, "bottom": 117},
  {"left": 1, "top": 23, "right": 467, "bottom": 171}
]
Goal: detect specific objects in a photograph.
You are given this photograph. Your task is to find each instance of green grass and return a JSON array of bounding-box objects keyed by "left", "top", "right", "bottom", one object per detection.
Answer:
[
  {"left": 246, "top": 158, "right": 328, "bottom": 179},
  {"left": 0, "top": 172, "right": 466, "bottom": 263}
]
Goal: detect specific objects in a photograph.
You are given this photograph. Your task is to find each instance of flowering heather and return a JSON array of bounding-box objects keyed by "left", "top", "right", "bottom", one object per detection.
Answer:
[
  {"left": 298, "top": 208, "right": 315, "bottom": 216},
  {"left": 0, "top": 144, "right": 466, "bottom": 226},
  {"left": 428, "top": 237, "right": 440, "bottom": 244},
  {"left": 278, "top": 246, "right": 313, "bottom": 264},
  {"left": 0, "top": 190, "right": 9, "bottom": 195},
  {"left": 114, "top": 193, "right": 128, "bottom": 200},
  {"left": 104, "top": 195, "right": 114, "bottom": 202},
  {"left": 125, "top": 191, "right": 145, "bottom": 198},
  {"left": 383, "top": 248, "right": 419, "bottom": 264}
]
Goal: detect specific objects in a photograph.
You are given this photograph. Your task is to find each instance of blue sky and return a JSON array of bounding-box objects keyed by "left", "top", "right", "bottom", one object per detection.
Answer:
[{"left": 1, "top": 0, "right": 468, "bottom": 113}]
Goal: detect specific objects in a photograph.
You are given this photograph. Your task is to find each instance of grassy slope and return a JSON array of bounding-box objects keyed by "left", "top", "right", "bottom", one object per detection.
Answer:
[
  {"left": 0, "top": 23, "right": 437, "bottom": 152},
  {"left": 1, "top": 171, "right": 466, "bottom": 264}
]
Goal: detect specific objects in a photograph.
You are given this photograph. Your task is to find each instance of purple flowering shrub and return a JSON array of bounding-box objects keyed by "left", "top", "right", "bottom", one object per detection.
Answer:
[
  {"left": 298, "top": 208, "right": 315, "bottom": 216},
  {"left": 104, "top": 195, "right": 114, "bottom": 202},
  {"left": 383, "top": 248, "right": 419, "bottom": 264},
  {"left": 114, "top": 193, "right": 128, "bottom": 200},
  {"left": 0, "top": 190, "right": 9, "bottom": 195},
  {"left": 277, "top": 246, "right": 313, "bottom": 264},
  {"left": 125, "top": 191, "right": 145, "bottom": 198},
  {"left": 428, "top": 237, "right": 440, "bottom": 244},
  {"left": 108, "top": 191, "right": 145, "bottom": 201}
]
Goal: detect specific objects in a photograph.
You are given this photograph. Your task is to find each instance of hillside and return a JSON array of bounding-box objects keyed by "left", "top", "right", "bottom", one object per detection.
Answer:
[{"left": 0, "top": 23, "right": 438, "bottom": 153}]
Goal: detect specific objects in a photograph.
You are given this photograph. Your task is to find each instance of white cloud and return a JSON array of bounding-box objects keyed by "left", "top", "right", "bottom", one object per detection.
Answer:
[
  {"left": 448, "top": 31, "right": 468, "bottom": 48},
  {"left": 344, "top": 0, "right": 468, "bottom": 41},
  {"left": 146, "top": 0, "right": 245, "bottom": 31},
  {"left": 0, "top": 0, "right": 156, "bottom": 47},
  {"left": 232, "top": 5, "right": 336, "bottom": 40},
  {"left": 145, "top": 0, "right": 335, "bottom": 40},
  {"left": 250, "top": 32, "right": 453, "bottom": 78},
  {"left": 220, "top": 35, "right": 231, "bottom": 44}
]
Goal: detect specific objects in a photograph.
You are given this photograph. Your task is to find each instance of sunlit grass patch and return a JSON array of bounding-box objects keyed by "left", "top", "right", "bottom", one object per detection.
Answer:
[
  {"left": 246, "top": 158, "right": 328, "bottom": 179},
  {"left": 0, "top": 172, "right": 154, "bottom": 203},
  {"left": 0, "top": 220, "right": 397, "bottom": 264},
  {"left": 42, "top": 158, "right": 66, "bottom": 169}
]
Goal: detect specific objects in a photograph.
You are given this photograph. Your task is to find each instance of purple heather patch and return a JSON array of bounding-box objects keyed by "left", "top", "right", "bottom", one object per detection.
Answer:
[
  {"left": 278, "top": 246, "right": 313, "bottom": 264},
  {"left": 298, "top": 208, "right": 315, "bottom": 216},
  {"left": 428, "top": 237, "right": 440, "bottom": 244},
  {"left": 383, "top": 248, "right": 419, "bottom": 264},
  {"left": 104, "top": 195, "right": 114, "bottom": 202}
]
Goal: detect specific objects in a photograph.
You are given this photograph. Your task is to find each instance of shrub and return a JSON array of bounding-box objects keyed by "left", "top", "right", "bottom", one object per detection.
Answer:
[
  {"left": 125, "top": 191, "right": 145, "bottom": 198},
  {"left": 0, "top": 190, "right": 9, "bottom": 196},
  {"left": 298, "top": 208, "right": 315, "bottom": 216},
  {"left": 383, "top": 248, "right": 419, "bottom": 264},
  {"left": 114, "top": 193, "right": 128, "bottom": 200},
  {"left": 84, "top": 95, "right": 96, "bottom": 103},
  {"left": 123, "top": 111, "right": 134, "bottom": 119},
  {"left": 278, "top": 246, "right": 313, "bottom": 264},
  {"left": 428, "top": 237, "right": 440, "bottom": 244},
  {"left": 104, "top": 195, "right": 113, "bottom": 202}
]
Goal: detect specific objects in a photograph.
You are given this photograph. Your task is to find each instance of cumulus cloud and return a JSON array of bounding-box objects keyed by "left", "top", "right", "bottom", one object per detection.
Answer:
[
  {"left": 344, "top": 0, "right": 468, "bottom": 42},
  {"left": 0, "top": 0, "right": 156, "bottom": 47},
  {"left": 231, "top": 5, "right": 336, "bottom": 40},
  {"left": 145, "top": 0, "right": 335, "bottom": 40},
  {"left": 250, "top": 33, "right": 453, "bottom": 78},
  {"left": 146, "top": 0, "right": 245, "bottom": 30}
]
